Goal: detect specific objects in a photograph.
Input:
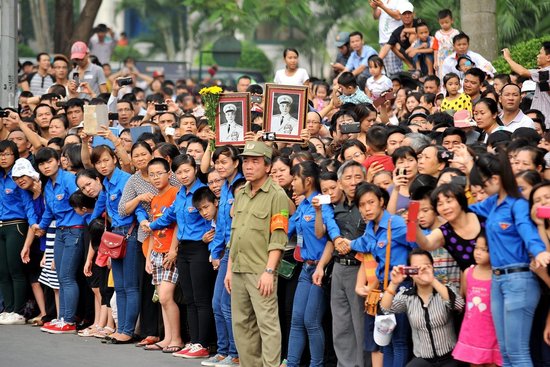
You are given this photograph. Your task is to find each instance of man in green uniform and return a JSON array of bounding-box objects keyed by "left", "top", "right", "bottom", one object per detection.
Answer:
[{"left": 224, "top": 141, "right": 289, "bottom": 367}]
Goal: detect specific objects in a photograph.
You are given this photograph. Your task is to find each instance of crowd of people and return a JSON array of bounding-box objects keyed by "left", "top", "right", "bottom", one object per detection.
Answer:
[{"left": 1, "top": 1, "right": 550, "bottom": 367}]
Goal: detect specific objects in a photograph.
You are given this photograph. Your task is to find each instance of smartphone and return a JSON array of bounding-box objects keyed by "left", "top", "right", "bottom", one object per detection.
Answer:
[
  {"left": 451, "top": 176, "right": 467, "bottom": 187},
  {"left": 55, "top": 101, "right": 67, "bottom": 108},
  {"left": 73, "top": 72, "right": 80, "bottom": 85},
  {"left": 317, "top": 194, "right": 331, "bottom": 205},
  {"left": 108, "top": 112, "right": 119, "bottom": 121},
  {"left": 407, "top": 201, "right": 420, "bottom": 242},
  {"left": 398, "top": 168, "right": 407, "bottom": 176},
  {"left": 0, "top": 110, "right": 9, "bottom": 118},
  {"left": 155, "top": 104, "right": 168, "bottom": 112},
  {"left": 251, "top": 95, "right": 262, "bottom": 104},
  {"left": 400, "top": 266, "right": 419, "bottom": 276},
  {"left": 340, "top": 122, "right": 361, "bottom": 134},
  {"left": 263, "top": 132, "right": 276, "bottom": 141},
  {"left": 536, "top": 206, "right": 550, "bottom": 219},
  {"left": 165, "top": 127, "right": 175, "bottom": 136},
  {"left": 117, "top": 77, "right": 133, "bottom": 87}
]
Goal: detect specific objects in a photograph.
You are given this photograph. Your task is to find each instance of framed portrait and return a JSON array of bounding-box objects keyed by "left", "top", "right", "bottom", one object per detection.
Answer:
[
  {"left": 215, "top": 93, "right": 250, "bottom": 146},
  {"left": 264, "top": 84, "right": 308, "bottom": 141}
]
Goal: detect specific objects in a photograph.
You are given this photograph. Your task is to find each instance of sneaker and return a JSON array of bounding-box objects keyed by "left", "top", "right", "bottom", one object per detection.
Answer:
[
  {"left": 40, "top": 319, "right": 61, "bottom": 332},
  {"left": 172, "top": 343, "right": 194, "bottom": 358},
  {"left": 0, "top": 313, "right": 26, "bottom": 325},
  {"left": 46, "top": 319, "right": 77, "bottom": 334},
  {"left": 279, "top": 359, "right": 287, "bottom": 367},
  {"left": 180, "top": 343, "right": 209, "bottom": 359},
  {"left": 201, "top": 354, "right": 227, "bottom": 366},
  {"left": 215, "top": 356, "right": 240, "bottom": 366},
  {"left": 0, "top": 312, "right": 10, "bottom": 322}
]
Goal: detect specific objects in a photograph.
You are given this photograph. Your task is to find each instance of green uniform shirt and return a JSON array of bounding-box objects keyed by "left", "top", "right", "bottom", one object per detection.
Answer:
[{"left": 229, "top": 177, "right": 289, "bottom": 274}]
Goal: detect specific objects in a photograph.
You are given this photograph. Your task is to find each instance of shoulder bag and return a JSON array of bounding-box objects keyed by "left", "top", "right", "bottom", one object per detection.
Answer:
[{"left": 98, "top": 222, "right": 135, "bottom": 259}]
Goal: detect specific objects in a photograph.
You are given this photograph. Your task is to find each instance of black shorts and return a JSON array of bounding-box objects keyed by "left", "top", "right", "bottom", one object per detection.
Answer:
[{"left": 24, "top": 242, "right": 43, "bottom": 284}]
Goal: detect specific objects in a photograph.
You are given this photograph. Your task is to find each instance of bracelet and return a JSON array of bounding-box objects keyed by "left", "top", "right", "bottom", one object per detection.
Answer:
[{"left": 385, "top": 287, "right": 396, "bottom": 296}]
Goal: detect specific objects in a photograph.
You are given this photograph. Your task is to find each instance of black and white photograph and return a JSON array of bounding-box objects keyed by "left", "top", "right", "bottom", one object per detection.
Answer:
[
  {"left": 215, "top": 93, "right": 250, "bottom": 146},
  {"left": 265, "top": 84, "right": 308, "bottom": 141}
]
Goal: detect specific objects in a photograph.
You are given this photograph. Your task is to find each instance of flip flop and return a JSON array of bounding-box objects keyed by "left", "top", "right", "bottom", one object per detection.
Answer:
[
  {"left": 135, "top": 336, "right": 160, "bottom": 347},
  {"left": 162, "top": 345, "right": 183, "bottom": 353},
  {"left": 143, "top": 342, "right": 164, "bottom": 351}
]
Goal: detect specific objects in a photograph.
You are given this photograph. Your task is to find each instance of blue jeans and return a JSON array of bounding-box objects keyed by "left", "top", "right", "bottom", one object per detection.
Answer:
[
  {"left": 212, "top": 251, "right": 238, "bottom": 357},
  {"left": 110, "top": 225, "right": 140, "bottom": 337},
  {"left": 491, "top": 264, "right": 541, "bottom": 367},
  {"left": 54, "top": 227, "right": 84, "bottom": 323},
  {"left": 287, "top": 263, "right": 326, "bottom": 367},
  {"left": 381, "top": 312, "right": 410, "bottom": 367}
]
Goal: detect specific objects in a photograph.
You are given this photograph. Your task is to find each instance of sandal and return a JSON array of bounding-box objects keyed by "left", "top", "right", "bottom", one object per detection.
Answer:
[
  {"left": 162, "top": 345, "right": 183, "bottom": 353},
  {"left": 135, "top": 336, "right": 160, "bottom": 347},
  {"left": 94, "top": 326, "right": 115, "bottom": 339},
  {"left": 143, "top": 342, "right": 164, "bottom": 351},
  {"left": 28, "top": 315, "right": 45, "bottom": 326},
  {"left": 78, "top": 325, "right": 99, "bottom": 337}
]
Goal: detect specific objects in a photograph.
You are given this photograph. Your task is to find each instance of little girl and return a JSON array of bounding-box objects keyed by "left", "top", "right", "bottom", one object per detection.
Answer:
[
  {"left": 440, "top": 72, "right": 472, "bottom": 113},
  {"left": 365, "top": 56, "right": 392, "bottom": 100},
  {"left": 313, "top": 83, "right": 329, "bottom": 111},
  {"left": 453, "top": 230, "right": 502, "bottom": 367}
]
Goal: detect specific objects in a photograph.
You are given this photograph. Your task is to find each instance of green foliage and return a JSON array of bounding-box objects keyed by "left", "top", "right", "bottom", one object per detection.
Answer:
[
  {"left": 198, "top": 41, "right": 273, "bottom": 80},
  {"left": 18, "top": 44, "right": 35, "bottom": 57},
  {"left": 493, "top": 36, "right": 550, "bottom": 74},
  {"left": 111, "top": 45, "right": 144, "bottom": 62},
  {"left": 496, "top": 0, "right": 550, "bottom": 47}
]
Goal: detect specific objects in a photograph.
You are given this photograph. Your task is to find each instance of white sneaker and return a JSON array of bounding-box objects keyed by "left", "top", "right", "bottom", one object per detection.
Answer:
[
  {"left": 1, "top": 313, "right": 26, "bottom": 325},
  {"left": 0, "top": 312, "right": 13, "bottom": 324}
]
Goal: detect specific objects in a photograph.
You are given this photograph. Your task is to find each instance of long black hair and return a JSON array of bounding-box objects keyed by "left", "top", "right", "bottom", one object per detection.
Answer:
[{"left": 470, "top": 152, "right": 521, "bottom": 198}]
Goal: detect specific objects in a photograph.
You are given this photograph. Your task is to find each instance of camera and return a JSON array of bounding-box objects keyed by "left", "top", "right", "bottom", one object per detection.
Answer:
[
  {"left": 251, "top": 95, "right": 262, "bottom": 104},
  {"left": 55, "top": 101, "right": 67, "bottom": 108},
  {"left": 263, "top": 132, "right": 277, "bottom": 141},
  {"left": 117, "top": 77, "right": 133, "bottom": 87},
  {"left": 165, "top": 127, "right": 175, "bottom": 136},
  {"left": 451, "top": 176, "right": 467, "bottom": 187},
  {"left": 0, "top": 110, "right": 9, "bottom": 118},
  {"left": 72, "top": 72, "right": 80, "bottom": 85},
  {"left": 397, "top": 168, "right": 407, "bottom": 176},
  {"left": 108, "top": 113, "right": 119, "bottom": 121},
  {"left": 400, "top": 266, "right": 419, "bottom": 276},
  {"left": 155, "top": 104, "right": 168, "bottom": 112},
  {"left": 340, "top": 122, "right": 361, "bottom": 134}
]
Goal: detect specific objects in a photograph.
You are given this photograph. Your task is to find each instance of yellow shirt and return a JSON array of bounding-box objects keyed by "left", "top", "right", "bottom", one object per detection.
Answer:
[{"left": 441, "top": 93, "right": 472, "bottom": 113}]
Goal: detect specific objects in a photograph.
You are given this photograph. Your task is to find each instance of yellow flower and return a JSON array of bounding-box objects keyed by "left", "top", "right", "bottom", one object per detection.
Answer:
[{"left": 199, "top": 86, "right": 223, "bottom": 95}]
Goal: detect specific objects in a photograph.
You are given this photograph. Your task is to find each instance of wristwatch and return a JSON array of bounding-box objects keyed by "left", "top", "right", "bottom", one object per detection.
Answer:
[{"left": 264, "top": 268, "right": 274, "bottom": 274}]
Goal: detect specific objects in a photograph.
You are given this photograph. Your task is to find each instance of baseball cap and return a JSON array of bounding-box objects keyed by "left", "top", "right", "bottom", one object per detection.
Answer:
[
  {"left": 277, "top": 95, "right": 293, "bottom": 105},
  {"left": 335, "top": 32, "right": 350, "bottom": 47},
  {"left": 374, "top": 314, "right": 397, "bottom": 346},
  {"left": 71, "top": 41, "right": 88, "bottom": 60},
  {"left": 239, "top": 141, "right": 273, "bottom": 159},
  {"left": 398, "top": 2, "right": 414, "bottom": 14},
  {"left": 408, "top": 111, "right": 428, "bottom": 123},
  {"left": 152, "top": 70, "right": 164, "bottom": 78},
  {"left": 453, "top": 109, "right": 477, "bottom": 128},
  {"left": 521, "top": 80, "right": 536, "bottom": 93},
  {"left": 11, "top": 158, "right": 40, "bottom": 180},
  {"left": 223, "top": 104, "right": 237, "bottom": 113}
]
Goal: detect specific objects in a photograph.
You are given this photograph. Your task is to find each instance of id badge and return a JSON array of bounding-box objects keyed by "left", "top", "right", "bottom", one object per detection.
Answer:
[{"left": 297, "top": 234, "right": 304, "bottom": 248}]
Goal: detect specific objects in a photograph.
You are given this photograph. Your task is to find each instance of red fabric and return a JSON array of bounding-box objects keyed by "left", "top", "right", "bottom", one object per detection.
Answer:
[{"left": 362, "top": 154, "right": 395, "bottom": 173}]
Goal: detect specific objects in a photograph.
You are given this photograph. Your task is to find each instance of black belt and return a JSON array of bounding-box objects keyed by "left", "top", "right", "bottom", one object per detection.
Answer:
[
  {"left": 492, "top": 266, "right": 530, "bottom": 276},
  {"left": 336, "top": 257, "right": 360, "bottom": 266}
]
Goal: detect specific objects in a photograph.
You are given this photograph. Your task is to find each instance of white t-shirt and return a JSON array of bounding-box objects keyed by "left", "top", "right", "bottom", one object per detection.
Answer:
[
  {"left": 366, "top": 75, "right": 393, "bottom": 99},
  {"left": 274, "top": 68, "right": 309, "bottom": 86},
  {"left": 378, "top": 0, "right": 405, "bottom": 43}
]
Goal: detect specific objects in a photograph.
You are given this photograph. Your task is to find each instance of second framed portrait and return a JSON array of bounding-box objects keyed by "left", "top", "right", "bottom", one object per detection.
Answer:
[
  {"left": 215, "top": 93, "right": 250, "bottom": 146},
  {"left": 264, "top": 84, "right": 308, "bottom": 141}
]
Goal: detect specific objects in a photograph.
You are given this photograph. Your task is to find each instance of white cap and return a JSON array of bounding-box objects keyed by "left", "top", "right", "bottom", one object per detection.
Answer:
[
  {"left": 11, "top": 158, "right": 40, "bottom": 180},
  {"left": 374, "top": 314, "right": 397, "bottom": 346},
  {"left": 398, "top": 2, "right": 414, "bottom": 14},
  {"left": 277, "top": 95, "right": 293, "bottom": 105},
  {"left": 223, "top": 103, "right": 237, "bottom": 113},
  {"left": 521, "top": 80, "right": 536, "bottom": 93}
]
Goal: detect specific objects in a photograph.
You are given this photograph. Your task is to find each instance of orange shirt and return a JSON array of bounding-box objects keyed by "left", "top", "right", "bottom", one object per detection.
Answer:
[{"left": 150, "top": 186, "right": 178, "bottom": 253}]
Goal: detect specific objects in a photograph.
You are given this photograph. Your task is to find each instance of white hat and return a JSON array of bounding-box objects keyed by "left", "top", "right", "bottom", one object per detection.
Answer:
[
  {"left": 398, "top": 2, "right": 414, "bottom": 14},
  {"left": 521, "top": 80, "right": 536, "bottom": 93},
  {"left": 277, "top": 95, "right": 293, "bottom": 105},
  {"left": 11, "top": 158, "right": 40, "bottom": 180},
  {"left": 223, "top": 104, "right": 237, "bottom": 113},
  {"left": 374, "top": 314, "right": 397, "bottom": 346}
]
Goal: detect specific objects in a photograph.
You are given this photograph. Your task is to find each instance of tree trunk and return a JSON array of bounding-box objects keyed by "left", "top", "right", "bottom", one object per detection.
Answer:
[
  {"left": 54, "top": 0, "right": 103, "bottom": 56},
  {"left": 54, "top": 0, "right": 74, "bottom": 54},
  {"left": 29, "top": 0, "right": 53, "bottom": 52},
  {"left": 460, "top": 0, "right": 497, "bottom": 61}
]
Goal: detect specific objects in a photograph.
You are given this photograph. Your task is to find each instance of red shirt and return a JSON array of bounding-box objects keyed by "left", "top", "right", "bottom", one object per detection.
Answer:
[{"left": 362, "top": 154, "right": 395, "bottom": 173}]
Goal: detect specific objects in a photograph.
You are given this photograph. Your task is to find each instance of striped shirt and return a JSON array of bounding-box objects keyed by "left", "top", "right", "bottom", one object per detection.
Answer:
[
  {"left": 381, "top": 285, "right": 464, "bottom": 359},
  {"left": 27, "top": 72, "right": 55, "bottom": 97}
]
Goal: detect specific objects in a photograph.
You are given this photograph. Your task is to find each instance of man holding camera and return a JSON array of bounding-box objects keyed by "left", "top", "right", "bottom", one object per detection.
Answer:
[
  {"left": 69, "top": 41, "right": 107, "bottom": 98},
  {"left": 88, "top": 24, "right": 117, "bottom": 65}
]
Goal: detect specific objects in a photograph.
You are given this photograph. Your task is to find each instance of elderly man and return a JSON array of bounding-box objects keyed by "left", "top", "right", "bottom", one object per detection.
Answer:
[
  {"left": 219, "top": 104, "right": 243, "bottom": 142},
  {"left": 271, "top": 95, "right": 299, "bottom": 135}
]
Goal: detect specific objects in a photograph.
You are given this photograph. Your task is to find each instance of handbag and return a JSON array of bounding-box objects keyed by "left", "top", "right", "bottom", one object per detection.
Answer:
[
  {"left": 98, "top": 222, "right": 135, "bottom": 259},
  {"left": 364, "top": 217, "right": 392, "bottom": 316},
  {"left": 278, "top": 259, "right": 297, "bottom": 280}
]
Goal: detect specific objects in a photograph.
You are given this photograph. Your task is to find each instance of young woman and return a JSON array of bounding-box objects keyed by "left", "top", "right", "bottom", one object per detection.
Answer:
[
  {"left": 118, "top": 141, "right": 180, "bottom": 347},
  {"left": 469, "top": 153, "right": 550, "bottom": 366},
  {"left": 202, "top": 146, "right": 242, "bottom": 363},
  {"left": 274, "top": 48, "right": 310, "bottom": 86},
  {"left": 381, "top": 249, "right": 465, "bottom": 367},
  {"left": 0, "top": 142, "right": 38, "bottom": 325},
  {"left": 149, "top": 154, "right": 215, "bottom": 358},
  {"left": 346, "top": 182, "right": 415, "bottom": 367},
  {"left": 87, "top": 146, "right": 148, "bottom": 343},
  {"left": 32, "top": 147, "right": 86, "bottom": 334},
  {"left": 474, "top": 99, "right": 504, "bottom": 144},
  {"left": 286, "top": 161, "right": 340, "bottom": 367}
]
